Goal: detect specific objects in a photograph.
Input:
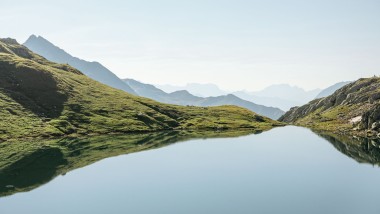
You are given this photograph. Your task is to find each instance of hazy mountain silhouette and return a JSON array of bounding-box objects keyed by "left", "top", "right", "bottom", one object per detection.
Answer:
[
  {"left": 156, "top": 83, "right": 227, "bottom": 97},
  {"left": 232, "top": 91, "right": 300, "bottom": 111},
  {"left": 125, "top": 79, "right": 284, "bottom": 119},
  {"left": 315, "top": 81, "right": 351, "bottom": 99},
  {"left": 231, "top": 85, "right": 320, "bottom": 111},
  {"left": 157, "top": 83, "right": 322, "bottom": 111},
  {"left": 23, "top": 35, "right": 137, "bottom": 95},
  {"left": 251, "top": 84, "right": 321, "bottom": 103}
]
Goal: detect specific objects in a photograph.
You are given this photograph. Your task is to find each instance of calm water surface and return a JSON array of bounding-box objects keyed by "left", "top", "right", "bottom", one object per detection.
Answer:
[{"left": 1, "top": 126, "right": 380, "bottom": 214}]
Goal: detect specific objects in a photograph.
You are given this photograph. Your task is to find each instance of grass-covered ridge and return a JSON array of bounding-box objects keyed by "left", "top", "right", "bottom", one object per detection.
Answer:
[
  {"left": 279, "top": 77, "right": 380, "bottom": 138},
  {"left": 0, "top": 38, "right": 283, "bottom": 141}
]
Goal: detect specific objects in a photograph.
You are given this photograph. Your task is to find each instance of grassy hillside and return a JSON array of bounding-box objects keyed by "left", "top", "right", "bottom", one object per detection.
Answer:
[
  {"left": 0, "top": 38, "right": 282, "bottom": 141},
  {"left": 279, "top": 77, "right": 380, "bottom": 138}
]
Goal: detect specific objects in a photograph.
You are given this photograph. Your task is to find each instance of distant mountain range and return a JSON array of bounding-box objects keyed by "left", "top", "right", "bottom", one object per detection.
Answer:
[
  {"left": 157, "top": 82, "right": 350, "bottom": 111},
  {"left": 24, "top": 35, "right": 137, "bottom": 95},
  {"left": 24, "top": 35, "right": 284, "bottom": 119},
  {"left": 156, "top": 83, "right": 228, "bottom": 97},
  {"left": 23, "top": 35, "right": 349, "bottom": 117},
  {"left": 251, "top": 84, "right": 321, "bottom": 103},
  {"left": 233, "top": 85, "right": 321, "bottom": 111},
  {"left": 231, "top": 91, "right": 300, "bottom": 112},
  {"left": 125, "top": 79, "right": 284, "bottom": 119},
  {"left": 156, "top": 83, "right": 322, "bottom": 111},
  {"left": 315, "top": 81, "right": 351, "bottom": 99}
]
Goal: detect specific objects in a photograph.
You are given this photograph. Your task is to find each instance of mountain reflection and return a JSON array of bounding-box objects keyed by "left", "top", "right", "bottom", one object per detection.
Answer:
[
  {"left": 0, "top": 130, "right": 255, "bottom": 197},
  {"left": 315, "top": 131, "right": 380, "bottom": 166}
]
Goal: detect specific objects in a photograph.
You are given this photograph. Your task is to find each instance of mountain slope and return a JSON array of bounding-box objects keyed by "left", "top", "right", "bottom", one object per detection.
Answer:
[
  {"left": 23, "top": 36, "right": 283, "bottom": 119},
  {"left": 279, "top": 77, "right": 380, "bottom": 138},
  {"left": 124, "top": 79, "right": 285, "bottom": 119},
  {"left": 0, "top": 38, "right": 282, "bottom": 141},
  {"left": 125, "top": 78, "right": 177, "bottom": 104},
  {"left": 23, "top": 35, "right": 137, "bottom": 95},
  {"left": 315, "top": 81, "right": 351, "bottom": 99}
]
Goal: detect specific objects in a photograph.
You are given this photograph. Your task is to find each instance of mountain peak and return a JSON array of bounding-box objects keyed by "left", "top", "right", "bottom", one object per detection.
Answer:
[
  {"left": 23, "top": 35, "right": 137, "bottom": 95},
  {"left": 26, "top": 34, "right": 38, "bottom": 41},
  {"left": 0, "top": 38, "right": 19, "bottom": 45},
  {"left": 224, "top": 94, "right": 239, "bottom": 99},
  {"left": 170, "top": 90, "right": 193, "bottom": 96},
  {"left": 25, "top": 35, "right": 56, "bottom": 48}
]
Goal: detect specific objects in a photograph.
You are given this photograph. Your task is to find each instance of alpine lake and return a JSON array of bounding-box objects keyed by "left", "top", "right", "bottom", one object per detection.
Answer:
[{"left": 1, "top": 126, "right": 380, "bottom": 214}]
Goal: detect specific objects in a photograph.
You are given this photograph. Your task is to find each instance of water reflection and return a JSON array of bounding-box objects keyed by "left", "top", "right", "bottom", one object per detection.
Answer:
[
  {"left": 0, "top": 147, "right": 67, "bottom": 196},
  {"left": 314, "top": 131, "right": 380, "bottom": 166},
  {"left": 2, "top": 128, "right": 380, "bottom": 199},
  {"left": 0, "top": 130, "right": 255, "bottom": 197}
]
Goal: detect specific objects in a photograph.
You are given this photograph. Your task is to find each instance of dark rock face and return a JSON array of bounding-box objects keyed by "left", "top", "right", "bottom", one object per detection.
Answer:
[
  {"left": 362, "top": 104, "right": 380, "bottom": 130},
  {"left": 0, "top": 38, "right": 19, "bottom": 45}
]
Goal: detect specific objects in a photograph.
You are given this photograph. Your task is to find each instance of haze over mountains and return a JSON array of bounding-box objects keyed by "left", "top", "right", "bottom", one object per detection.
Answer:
[
  {"left": 157, "top": 83, "right": 323, "bottom": 111},
  {"left": 125, "top": 79, "right": 284, "bottom": 119},
  {"left": 233, "top": 85, "right": 321, "bottom": 111},
  {"left": 24, "top": 35, "right": 284, "bottom": 119},
  {"left": 156, "top": 83, "right": 228, "bottom": 97},
  {"left": 24, "top": 35, "right": 350, "bottom": 116},
  {"left": 251, "top": 84, "right": 321, "bottom": 103},
  {"left": 315, "top": 81, "right": 351, "bottom": 99},
  {"left": 157, "top": 81, "right": 354, "bottom": 111}
]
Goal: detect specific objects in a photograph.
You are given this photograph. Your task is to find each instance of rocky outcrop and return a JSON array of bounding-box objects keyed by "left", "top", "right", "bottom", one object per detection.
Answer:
[
  {"left": 361, "top": 104, "right": 380, "bottom": 130},
  {"left": 279, "top": 77, "right": 380, "bottom": 138}
]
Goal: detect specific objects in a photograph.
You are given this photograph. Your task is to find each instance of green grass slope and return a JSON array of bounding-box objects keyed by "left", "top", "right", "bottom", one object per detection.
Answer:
[
  {"left": 279, "top": 77, "right": 380, "bottom": 138},
  {"left": 0, "top": 38, "right": 282, "bottom": 141}
]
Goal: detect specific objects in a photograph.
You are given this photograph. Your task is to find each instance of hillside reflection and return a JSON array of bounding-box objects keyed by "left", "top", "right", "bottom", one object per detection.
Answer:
[
  {"left": 0, "top": 130, "right": 256, "bottom": 197},
  {"left": 315, "top": 131, "right": 380, "bottom": 166}
]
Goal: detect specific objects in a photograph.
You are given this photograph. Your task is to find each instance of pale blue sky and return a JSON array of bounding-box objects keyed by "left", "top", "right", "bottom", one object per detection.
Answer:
[{"left": 1, "top": 0, "right": 379, "bottom": 90}]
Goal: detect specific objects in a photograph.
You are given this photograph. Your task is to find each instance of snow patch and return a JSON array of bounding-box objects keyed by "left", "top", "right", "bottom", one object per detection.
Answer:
[{"left": 349, "top": 116, "right": 362, "bottom": 124}]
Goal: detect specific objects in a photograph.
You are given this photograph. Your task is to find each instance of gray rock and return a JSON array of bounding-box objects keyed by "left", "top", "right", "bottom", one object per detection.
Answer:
[{"left": 372, "top": 122, "right": 380, "bottom": 130}]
